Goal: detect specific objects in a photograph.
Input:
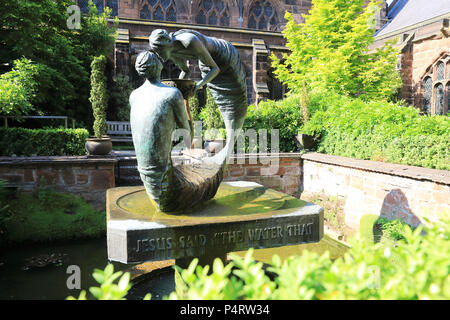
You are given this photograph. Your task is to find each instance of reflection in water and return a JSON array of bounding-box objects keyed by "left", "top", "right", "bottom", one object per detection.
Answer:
[{"left": 0, "top": 238, "right": 127, "bottom": 300}]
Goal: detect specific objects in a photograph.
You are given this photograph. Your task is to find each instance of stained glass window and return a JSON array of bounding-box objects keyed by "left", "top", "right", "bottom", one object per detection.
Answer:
[
  {"left": 435, "top": 84, "right": 444, "bottom": 115},
  {"left": 423, "top": 57, "right": 450, "bottom": 115},
  {"left": 139, "top": 0, "right": 177, "bottom": 22},
  {"left": 447, "top": 83, "right": 450, "bottom": 115},
  {"left": 437, "top": 62, "right": 445, "bottom": 81},
  {"left": 94, "top": 0, "right": 104, "bottom": 13},
  {"left": 154, "top": 6, "right": 164, "bottom": 20},
  {"left": 78, "top": 0, "right": 90, "bottom": 14},
  {"left": 140, "top": 5, "right": 151, "bottom": 19},
  {"left": 196, "top": 0, "right": 230, "bottom": 27},
  {"left": 248, "top": 0, "right": 278, "bottom": 31},
  {"left": 78, "top": 0, "right": 118, "bottom": 16},
  {"left": 106, "top": 0, "right": 118, "bottom": 16},
  {"left": 423, "top": 77, "right": 432, "bottom": 115}
]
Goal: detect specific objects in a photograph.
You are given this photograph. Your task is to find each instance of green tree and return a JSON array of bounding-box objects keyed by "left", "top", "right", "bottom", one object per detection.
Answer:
[
  {"left": 109, "top": 75, "right": 133, "bottom": 121},
  {"left": 0, "top": 58, "right": 39, "bottom": 119},
  {"left": 199, "top": 88, "right": 224, "bottom": 130},
  {"left": 90, "top": 55, "right": 108, "bottom": 138},
  {"left": 272, "top": 0, "right": 401, "bottom": 101},
  {"left": 0, "top": 0, "right": 117, "bottom": 125}
]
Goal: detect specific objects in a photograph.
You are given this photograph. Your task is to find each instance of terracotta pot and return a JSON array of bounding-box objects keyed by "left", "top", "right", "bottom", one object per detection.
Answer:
[
  {"left": 204, "top": 139, "right": 226, "bottom": 154},
  {"left": 85, "top": 136, "right": 112, "bottom": 156}
]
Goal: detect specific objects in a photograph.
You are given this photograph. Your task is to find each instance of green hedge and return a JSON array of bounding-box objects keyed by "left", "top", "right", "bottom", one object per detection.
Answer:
[
  {"left": 243, "top": 95, "right": 304, "bottom": 152},
  {"left": 0, "top": 127, "right": 89, "bottom": 156},
  {"left": 302, "top": 93, "right": 450, "bottom": 170}
]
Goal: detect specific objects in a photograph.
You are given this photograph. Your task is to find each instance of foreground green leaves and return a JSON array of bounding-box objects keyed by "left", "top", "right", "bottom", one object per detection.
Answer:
[
  {"left": 67, "top": 264, "right": 151, "bottom": 300},
  {"left": 170, "top": 219, "right": 450, "bottom": 300},
  {"left": 66, "top": 218, "right": 449, "bottom": 300}
]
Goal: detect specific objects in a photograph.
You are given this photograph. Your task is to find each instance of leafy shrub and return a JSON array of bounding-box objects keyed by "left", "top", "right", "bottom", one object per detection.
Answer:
[
  {"left": 90, "top": 55, "right": 108, "bottom": 138},
  {"left": 1, "top": 188, "right": 105, "bottom": 246},
  {"left": 0, "top": 58, "right": 39, "bottom": 119},
  {"left": 0, "top": 127, "right": 89, "bottom": 156},
  {"left": 243, "top": 94, "right": 304, "bottom": 152},
  {"left": 67, "top": 264, "right": 151, "bottom": 300},
  {"left": 188, "top": 90, "right": 200, "bottom": 122},
  {"left": 169, "top": 218, "right": 450, "bottom": 300},
  {"left": 376, "top": 218, "right": 410, "bottom": 242},
  {"left": 199, "top": 88, "right": 224, "bottom": 130},
  {"left": 109, "top": 75, "right": 133, "bottom": 122},
  {"left": 302, "top": 93, "right": 450, "bottom": 170}
]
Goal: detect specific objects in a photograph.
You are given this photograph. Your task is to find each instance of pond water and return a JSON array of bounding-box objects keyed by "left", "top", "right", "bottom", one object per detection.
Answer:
[
  {"left": 0, "top": 238, "right": 127, "bottom": 300},
  {"left": 0, "top": 235, "right": 348, "bottom": 300}
]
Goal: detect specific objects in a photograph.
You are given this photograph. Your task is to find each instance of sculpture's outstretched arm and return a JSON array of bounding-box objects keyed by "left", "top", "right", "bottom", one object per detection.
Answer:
[{"left": 191, "top": 39, "right": 220, "bottom": 91}]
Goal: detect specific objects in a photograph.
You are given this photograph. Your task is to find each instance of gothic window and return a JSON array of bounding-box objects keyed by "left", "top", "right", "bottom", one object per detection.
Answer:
[
  {"left": 77, "top": 0, "right": 118, "bottom": 16},
  {"left": 107, "top": 0, "right": 118, "bottom": 16},
  {"left": 423, "top": 77, "right": 432, "bottom": 115},
  {"left": 139, "top": 0, "right": 177, "bottom": 22},
  {"left": 437, "top": 62, "right": 445, "bottom": 81},
  {"left": 422, "top": 56, "right": 450, "bottom": 115},
  {"left": 248, "top": 0, "right": 278, "bottom": 31},
  {"left": 196, "top": 0, "right": 230, "bottom": 27},
  {"left": 435, "top": 84, "right": 444, "bottom": 115},
  {"left": 78, "top": 0, "right": 90, "bottom": 14},
  {"left": 94, "top": 0, "right": 104, "bottom": 13},
  {"left": 447, "top": 83, "right": 450, "bottom": 113}
]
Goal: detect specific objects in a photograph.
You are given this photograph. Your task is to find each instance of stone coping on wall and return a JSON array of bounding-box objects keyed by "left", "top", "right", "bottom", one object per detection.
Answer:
[
  {"left": 0, "top": 155, "right": 118, "bottom": 166},
  {"left": 301, "top": 153, "right": 450, "bottom": 185}
]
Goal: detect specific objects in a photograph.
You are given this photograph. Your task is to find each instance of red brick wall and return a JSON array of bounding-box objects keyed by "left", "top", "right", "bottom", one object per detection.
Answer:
[{"left": 0, "top": 157, "right": 117, "bottom": 211}]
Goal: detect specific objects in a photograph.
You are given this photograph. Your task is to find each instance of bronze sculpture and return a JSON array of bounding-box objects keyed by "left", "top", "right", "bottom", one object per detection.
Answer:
[{"left": 130, "top": 29, "right": 248, "bottom": 213}]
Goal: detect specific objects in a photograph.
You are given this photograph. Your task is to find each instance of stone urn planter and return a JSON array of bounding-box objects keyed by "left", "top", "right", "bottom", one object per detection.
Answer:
[{"left": 85, "top": 136, "right": 112, "bottom": 156}]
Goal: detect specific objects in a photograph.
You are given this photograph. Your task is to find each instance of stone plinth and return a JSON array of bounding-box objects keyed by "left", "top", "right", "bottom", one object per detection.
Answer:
[{"left": 107, "top": 181, "right": 323, "bottom": 265}]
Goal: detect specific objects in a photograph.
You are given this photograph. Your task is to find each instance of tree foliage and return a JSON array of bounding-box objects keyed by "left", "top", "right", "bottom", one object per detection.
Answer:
[
  {"left": 199, "top": 88, "right": 225, "bottom": 130},
  {"left": 272, "top": 0, "right": 402, "bottom": 101},
  {"left": 0, "top": 0, "right": 117, "bottom": 126},
  {"left": 0, "top": 58, "right": 39, "bottom": 119}
]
